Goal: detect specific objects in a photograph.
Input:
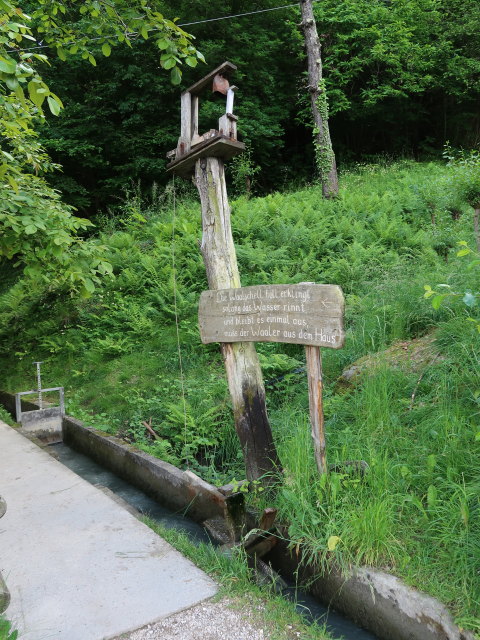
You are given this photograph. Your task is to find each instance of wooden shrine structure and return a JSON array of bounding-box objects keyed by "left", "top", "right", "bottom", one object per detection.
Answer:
[
  {"left": 167, "top": 62, "right": 345, "bottom": 481},
  {"left": 167, "top": 61, "right": 245, "bottom": 178}
]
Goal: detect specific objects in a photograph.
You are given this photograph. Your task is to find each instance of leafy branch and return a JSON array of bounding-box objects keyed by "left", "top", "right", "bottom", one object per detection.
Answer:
[{"left": 424, "top": 241, "right": 479, "bottom": 332}]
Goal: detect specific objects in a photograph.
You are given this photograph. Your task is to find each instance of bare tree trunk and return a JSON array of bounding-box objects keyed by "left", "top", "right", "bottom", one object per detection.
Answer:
[
  {"left": 300, "top": 0, "right": 338, "bottom": 198},
  {"left": 474, "top": 206, "right": 480, "bottom": 252},
  {"left": 195, "top": 157, "right": 281, "bottom": 483}
]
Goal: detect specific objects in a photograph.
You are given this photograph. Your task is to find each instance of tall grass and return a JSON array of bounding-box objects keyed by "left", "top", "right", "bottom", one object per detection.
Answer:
[{"left": 0, "top": 160, "right": 478, "bottom": 630}]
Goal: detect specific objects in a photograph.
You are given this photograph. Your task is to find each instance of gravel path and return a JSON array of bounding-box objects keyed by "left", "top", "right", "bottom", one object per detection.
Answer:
[{"left": 116, "top": 595, "right": 303, "bottom": 640}]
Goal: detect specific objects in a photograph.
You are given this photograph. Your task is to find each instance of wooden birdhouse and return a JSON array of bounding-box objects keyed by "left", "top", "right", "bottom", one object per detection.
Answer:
[{"left": 166, "top": 61, "right": 245, "bottom": 178}]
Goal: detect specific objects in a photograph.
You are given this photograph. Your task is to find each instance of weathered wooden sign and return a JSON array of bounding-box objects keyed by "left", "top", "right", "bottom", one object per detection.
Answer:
[{"left": 199, "top": 283, "right": 345, "bottom": 348}]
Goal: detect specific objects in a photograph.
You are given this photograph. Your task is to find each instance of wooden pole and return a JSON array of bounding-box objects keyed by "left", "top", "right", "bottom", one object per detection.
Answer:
[
  {"left": 305, "top": 345, "right": 327, "bottom": 475},
  {"left": 195, "top": 156, "right": 281, "bottom": 483},
  {"left": 300, "top": 0, "right": 338, "bottom": 198}
]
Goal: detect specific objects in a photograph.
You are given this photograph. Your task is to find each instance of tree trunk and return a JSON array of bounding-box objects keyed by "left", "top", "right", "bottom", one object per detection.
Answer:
[
  {"left": 474, "top": 206, "right": 480, "bottom": 252},
  {"left": 195, "top": 157, "right": 281, "bottom": 483},
  {"left": 300, "top": 0, "right": 338, "bottom": 198}
]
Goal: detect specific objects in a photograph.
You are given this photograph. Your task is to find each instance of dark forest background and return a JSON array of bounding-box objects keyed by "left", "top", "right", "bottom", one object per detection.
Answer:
[{"left": 37, "top": 0, "right": 480, "bottom": 213}]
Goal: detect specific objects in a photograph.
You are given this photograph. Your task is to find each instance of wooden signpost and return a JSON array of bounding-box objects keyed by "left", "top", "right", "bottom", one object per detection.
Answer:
[
  {"left": 199, "top": 283, "right": 345, "bottom": 475},
  {"left": 167, "top": 62, "right": 345, "bottom": 480},
  {"left": 199, "top": 283, "right": 344, "bottom": 348}
]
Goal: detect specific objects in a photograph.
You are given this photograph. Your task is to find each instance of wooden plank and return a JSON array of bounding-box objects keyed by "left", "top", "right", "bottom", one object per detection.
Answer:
[
  {"left": 199, "top": 284, "right": 344, "bottom": 348},
  {"left": 305, "top": 345, "right": 327, "bottom": 474},
  {"left": 191, "top": 94, "right": 199, "bottom": 140},
  {"left": 179, "top": 91, "right": 192, "bottom": 155},
  {"left": 185, "top": 61, "right": 237, "bottom": 96},
  {"left": 167, "top": 135, "right": 245, "bottom": 177}
]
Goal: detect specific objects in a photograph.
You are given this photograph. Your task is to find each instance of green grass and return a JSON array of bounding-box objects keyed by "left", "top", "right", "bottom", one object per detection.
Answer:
[
  {"left": 143, "top": 518, "right": 332, "bottom": 640},
  {"left": 0, "top": 617, "right": 17, "bottom": 640},
  {"left": 0, "top": 407, "right": 15, "bottom": 426},
  {"left": 0, "top": 160, "right": 479, "bottom": 634}
]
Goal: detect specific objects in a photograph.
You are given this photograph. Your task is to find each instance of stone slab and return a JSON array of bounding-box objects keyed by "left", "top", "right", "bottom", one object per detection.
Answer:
[
  {"left": 0, "top": 421, "right": 217, "bottom": 640},
  {"left": 21, "top": 407, "right": 62, "bottom": 435}
]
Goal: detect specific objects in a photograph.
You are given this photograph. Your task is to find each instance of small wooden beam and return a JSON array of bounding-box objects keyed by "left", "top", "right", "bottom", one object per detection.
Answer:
[
  {"left": 305, "top": 345, "right": 327, "bottom": 475},
  {"left": 185, "top": 61, "right": 237, "bottom": 96},
  {"left": 167, "top": 135, "right": 245, "bottom": 177},
  {"left": 259, "top": 507, "right": 277, "bottom": 532},
  {"left": 244, "top": 535, "right": 277, "bottom": 558},
  {"left": 176, "top": 91, "right": 193, "bottom": 157},
  {"left": 224, "top": 492, "right": 246, "bottom": 542},
  {"left": 191, "top": 94, "right": 199, "bottom": 141}
]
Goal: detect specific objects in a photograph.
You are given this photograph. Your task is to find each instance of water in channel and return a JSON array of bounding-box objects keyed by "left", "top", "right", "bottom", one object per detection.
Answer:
[{"left": 50, "top": 442, "right": 378, "bottom": 640}]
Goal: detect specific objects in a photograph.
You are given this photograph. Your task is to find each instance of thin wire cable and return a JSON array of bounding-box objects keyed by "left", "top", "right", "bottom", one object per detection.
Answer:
[
  {"left": 170, "top": 174, "right": 190, "bottom": 468},
  {"left": 180, "top": 2, "right": 303, "bottom": 27},
  {"left": 9, "top": 2, "right": 309, "bottom": 53}
]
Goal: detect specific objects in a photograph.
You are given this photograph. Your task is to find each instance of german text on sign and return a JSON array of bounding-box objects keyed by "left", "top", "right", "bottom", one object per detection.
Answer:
[{"left": 199, "top": 284, "right": 344, "bottom": 348}]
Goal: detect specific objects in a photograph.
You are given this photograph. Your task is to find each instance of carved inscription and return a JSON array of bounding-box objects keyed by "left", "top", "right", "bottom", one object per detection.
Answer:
[{"left": 199, "top": 284, "right": 345, "bottom": 348}]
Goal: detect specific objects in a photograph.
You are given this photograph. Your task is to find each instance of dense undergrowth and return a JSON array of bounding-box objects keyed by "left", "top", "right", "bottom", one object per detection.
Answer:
[{"left": 0, "top": 161, "right": 479, "bottom": 633}]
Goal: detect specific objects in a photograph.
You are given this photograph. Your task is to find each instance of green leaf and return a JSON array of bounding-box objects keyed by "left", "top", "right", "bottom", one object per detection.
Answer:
[
  {"left": 141, "top": 26, "right": 149, "bottom": 40},
  {"left": 457, "top": 248, "right": 471, "bottom": 257},
  {"left": 28, "top": 80, "right": 46, "bottom": 108},
  {"left": 24, "top": 224, "right": 36, "bottom": 234},
  {"left": 185, "top": 56, "right": 197, "bottom": 68},
  {"left": 101, "top": 43, "right": 111, "bottom": 57},
  {"left": 171, "top": 66, "right": 181, "bottom": 85},
  {"left": 57, "top": 46, "right": 67, "bottom": 61},
  {"left": 162, "top": 57, "right": 176, "bottom": 70},
  {"left": 463, "top": 292, "right": 476, "bottom": 307},
  {"left": 427, "top": 485, "right": 437, "bottom": 510},
  {"left": 426, "top": 454, "right": 436, "bottom": 473},
  {"left": 83, "top": 277, "right": 95, "bottom": 293},
  {"left": 47, "top": 95, "right": 61, "bottom": 116},
  {"left": 0, "top": 57, "right": 16, "bottom": 73},
  {"left": 431, "top": 294, "right": 448, "bottom": 310},
  {"left": 7, "top": 175, "right": 18, "bottom": 193},
  {"left": 327, "top": 535, "right": 341, "bottom": 551},
  {"left": 475, "top": 432, "right": 480, "bottom": 442},
  {"left": 88, "top": 54, "right": 97, "bottom": 66},
  {"left": 5, "top": 75, "right": 20, "bottom": 90},
  {"left": 423, "top": 284, "right": 435, "bottom": 299}
]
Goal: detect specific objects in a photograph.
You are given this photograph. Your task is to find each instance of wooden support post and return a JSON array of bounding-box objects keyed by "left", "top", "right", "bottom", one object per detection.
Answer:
[
  {"left": 195, "top": 157, "right": 281, "bottom": 483},
  {"left": 177, "top": 91, "right": 192, "bottom": 156},
  {"left": 191, "top": 94, "right": 200, "bottom": 145},
  {"left": 305, "top": 345, "right": 327, "bottom": 475}
]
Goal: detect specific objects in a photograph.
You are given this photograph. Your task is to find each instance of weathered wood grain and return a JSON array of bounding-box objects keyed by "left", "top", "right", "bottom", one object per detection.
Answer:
[
  {"left": 199, "top": 283, "right": 344, "bottom": 348},
  {"left": 194, "top": 157, "right": 281, "bottom": 483},
  {"left": 305, "top": 345, "right": 327, "bottom": 474},
  {"left": 168, "top": 135, "right": 245, "bottom": 177}
]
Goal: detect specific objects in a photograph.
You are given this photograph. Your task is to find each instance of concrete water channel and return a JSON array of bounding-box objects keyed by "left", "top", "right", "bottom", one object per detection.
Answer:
[
  {"left": 2, "top": 389, "right": 470, "bottom": 640},
  {"left": 50, "top": 441, "right": 377, "bottom": 640}
]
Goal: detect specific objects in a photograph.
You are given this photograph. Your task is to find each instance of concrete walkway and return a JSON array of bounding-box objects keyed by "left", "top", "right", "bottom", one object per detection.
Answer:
[{"left": 0, "top": 421, "right": 217, "bottom": 640}]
